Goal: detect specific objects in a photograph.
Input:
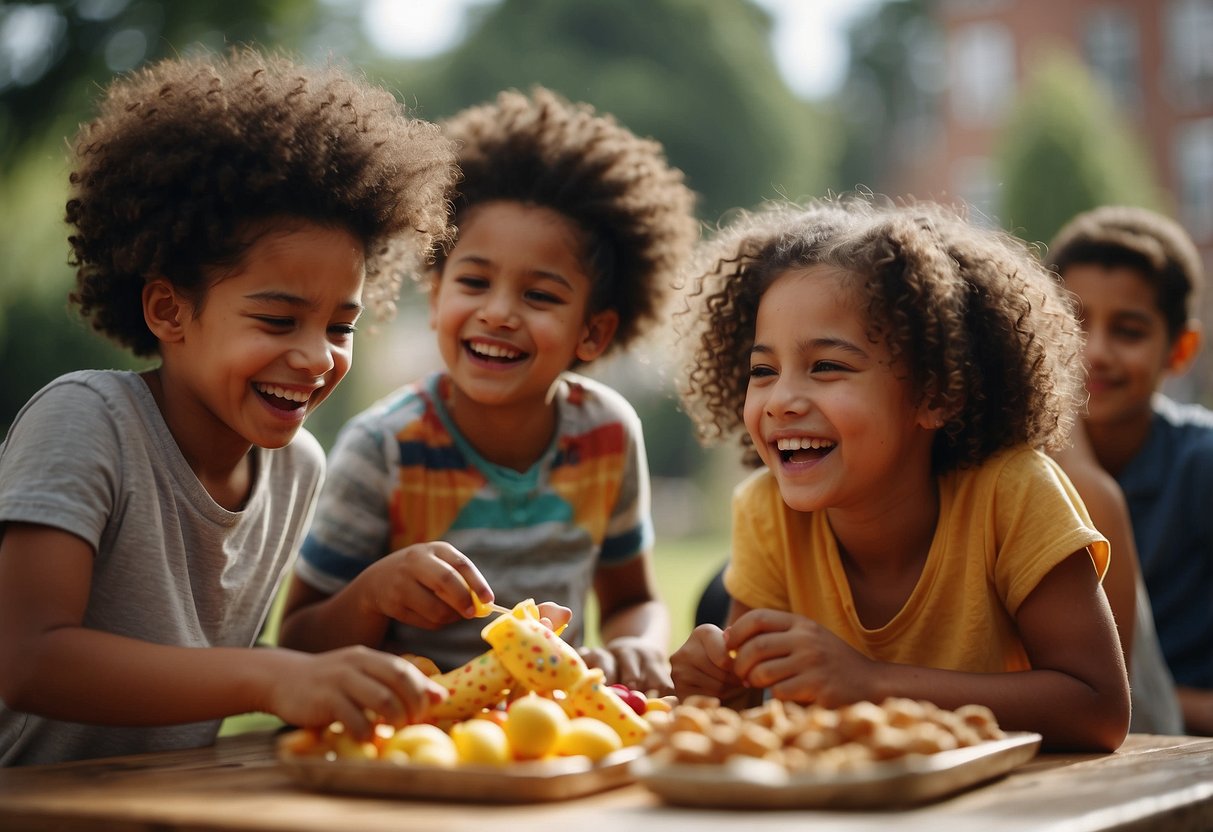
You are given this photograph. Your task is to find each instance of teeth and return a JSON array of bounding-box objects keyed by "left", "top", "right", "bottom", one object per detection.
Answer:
[
  {"left": 776, "top": 437, "right": 836, "bottom": 451},
  {"left": 469, "top": 341, "right": 522, "bottom": 360},
  {"left": 255, "top": 384, "right": 312, "bottom": 403}
]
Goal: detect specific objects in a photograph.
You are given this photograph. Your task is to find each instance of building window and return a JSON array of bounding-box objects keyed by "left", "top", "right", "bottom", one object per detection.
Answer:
[
  {"left": 1084, "top": 7, "right": 1140, "bottom": 113},
  {"left": 1166, "top": 0, "right": 1213, "bottom": 108},
  {"left": 1175, "top": 119, "right": 1213, "bottom": 242},
  {"left": 949, "top": 21, "right": 1016, "bottom": 125}
]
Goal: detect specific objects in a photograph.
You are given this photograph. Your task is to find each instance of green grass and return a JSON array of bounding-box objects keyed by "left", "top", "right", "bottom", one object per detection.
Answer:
[{"left": 220, "top": 532, "right": 728, "bottom": 737}]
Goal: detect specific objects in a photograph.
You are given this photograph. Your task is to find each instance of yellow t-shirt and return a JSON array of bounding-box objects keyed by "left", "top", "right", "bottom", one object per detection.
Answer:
[{"left": 726, "top": 446, "right": 1108, "bottom": 673}]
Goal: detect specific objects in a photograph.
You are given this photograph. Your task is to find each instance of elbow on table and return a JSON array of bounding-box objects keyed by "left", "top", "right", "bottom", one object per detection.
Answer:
[{"left": 1047, "top": 696, "right": 1130, "bottom": 753}]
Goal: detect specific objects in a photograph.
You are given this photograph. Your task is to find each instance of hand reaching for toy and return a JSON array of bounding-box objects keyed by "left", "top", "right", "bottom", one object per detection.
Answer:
[
  {"left": 581, "top": 636, "right": 673, "bottom": 695},
  {"left": 726, "top": 609, "right": 876, "bottom": 706},
  {"left": 264, "top": 646, "right": 447, "bottom": 740},
  {"left": 356, "top": 541, "right": 494, "bottom": 629},
  {"left": 670, "top": 623, "right": 747, "bottom": 701}
]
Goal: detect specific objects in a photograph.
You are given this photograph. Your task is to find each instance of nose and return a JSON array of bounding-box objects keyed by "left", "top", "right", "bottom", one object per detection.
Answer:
[
  {"left": 289, "top": 332, "right": 337, "bottom": 377},
  {"left": 1082, "top": 326, "right": 1110, "bottom": 369},
  {"left": 765, "top": 374, "right": 808, "bottom": 418},
  {"left": 478, "top": 288, "right": 519, "bottom": 328}
]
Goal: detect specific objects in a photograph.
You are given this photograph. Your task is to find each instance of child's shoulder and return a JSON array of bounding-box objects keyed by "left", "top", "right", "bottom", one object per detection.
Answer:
[
  {"left": 1154, "top": 394, "right": 1213, "bottom": 434},
  {"left": 8, "top": 370, "right": 151, "bottom": 432},
  {"left": 945, "top": 445, "right": 1063, "bottom": 497},
  {"left": 342, "top": 374, "right": 441, "bottom": 435},
  {"left": 559, "top": 372, "right": 642, "bottom": 424},
  {"left": 1152, "top": 394, "right": 1213, "bottom": 463}
]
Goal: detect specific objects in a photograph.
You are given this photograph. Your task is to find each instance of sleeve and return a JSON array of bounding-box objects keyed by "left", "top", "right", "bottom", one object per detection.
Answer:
[
  {"left": 724, "top": 471, "right": 792, "bottom": 612},
  {"left": 992, "top": 450, "right": 1108, "bottom": 616},
  {"left": 294, "top": 416, "right": 394, "bottom": 594},
  {"left": 599, "top": 401, "right": 654, "bottom": 564},
  {"left": 0, "top": 380, "right": 121, "bottom": 550}
]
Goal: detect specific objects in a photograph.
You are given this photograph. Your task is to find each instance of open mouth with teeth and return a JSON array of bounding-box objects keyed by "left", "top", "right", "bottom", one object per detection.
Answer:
[
  {"left": 254, "top": 383, "right": 310, "bottom": 411},
  {"left": 776, "top": 437, "right": 836, "bottom": 463},
  {"left": 465, "top": 340, "right": 527, "bottom": 364}
]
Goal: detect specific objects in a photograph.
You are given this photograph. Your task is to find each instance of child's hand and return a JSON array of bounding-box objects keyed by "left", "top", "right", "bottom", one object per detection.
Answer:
[
  {"left": 580, "top": 636, "right": 674, "bottom": 696},
  {"left": 726, "top": 609, "right": 874, "bottom": 706},
  {"left": 267, "top": 646, "right": 447, "bottom": 740},
  {"left": 535, "top": 601, "right": 573, "bottom": 632},
  {"left": 359, "top": 541, "right": 493, "bottom": 628},
  {"left": 670, "top": 623, "right": 745, "bottom": 700}
]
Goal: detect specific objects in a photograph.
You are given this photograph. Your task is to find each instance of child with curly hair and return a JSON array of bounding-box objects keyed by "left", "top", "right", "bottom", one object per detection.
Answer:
[
  {"left": 671, "top": 198, "right": 1130, "bottom": 751},
  {"left": 1048, "top": 205, "right": 1213, "bottom": 734},
  {"left": 278, "top": 88, "right": 699, "bottom": 695},
  {"left": 0, "top": 49, "right": 458, "bottom": 766}
]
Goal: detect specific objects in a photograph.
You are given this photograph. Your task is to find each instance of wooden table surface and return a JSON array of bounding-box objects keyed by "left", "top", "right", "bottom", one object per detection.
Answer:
[{"left": 1, "top": 732, "right": 1212, "bottom": 832}]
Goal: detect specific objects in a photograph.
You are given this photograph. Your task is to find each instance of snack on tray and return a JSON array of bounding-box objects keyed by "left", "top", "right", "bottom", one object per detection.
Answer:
[
  {"left": 278, "top": 598, "right": 660, "bottom": 766},
  {"left": 645, "top": 696, "right": 1006, "bottom": 774}
]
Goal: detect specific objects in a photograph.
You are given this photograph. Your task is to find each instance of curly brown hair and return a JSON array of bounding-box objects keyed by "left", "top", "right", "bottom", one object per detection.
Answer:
[
  {"left": 436, "top": 87, "right": 699, "bottom": 355},
  {"left": 66, "top": 48, "right": 457, "bottom": 357},
  {"left": 678, "top": 198, "right": 1086, "bottom": 473},
  {"left": 1047, "top": 205, "right": 1204, "bottom": 341}
]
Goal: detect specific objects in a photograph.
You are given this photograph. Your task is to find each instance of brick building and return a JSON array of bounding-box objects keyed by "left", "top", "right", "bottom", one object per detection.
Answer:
[{"left": 887, "top": 0, "right": 1213, "bottom": 398}]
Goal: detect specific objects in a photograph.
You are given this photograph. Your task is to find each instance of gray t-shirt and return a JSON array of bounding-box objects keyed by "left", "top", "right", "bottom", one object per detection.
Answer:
[{"left": 0, "top": 370, "right": 324, "bottom": 765}]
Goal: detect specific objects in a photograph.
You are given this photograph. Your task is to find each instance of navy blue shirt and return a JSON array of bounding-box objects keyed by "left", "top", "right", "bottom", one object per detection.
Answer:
[{"left": 1118, "top": 395, "right": 1213, "bottom": 689}]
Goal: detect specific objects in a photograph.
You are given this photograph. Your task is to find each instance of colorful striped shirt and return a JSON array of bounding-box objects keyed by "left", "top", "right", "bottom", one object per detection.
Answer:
[{"left": 296, "top": 371, "right": 653, "bottom": 670}]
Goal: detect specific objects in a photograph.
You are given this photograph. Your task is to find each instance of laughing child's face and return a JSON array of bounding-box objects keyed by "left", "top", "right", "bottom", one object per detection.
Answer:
[
  {"left": 743, "top": 266, "right": 940, "bottom": 514},
  {"left": 160, "top": 222, "right": 364, "bottom": 452},
  {"left": 429, "top": 200, "right": 617, "bottom": 413}
]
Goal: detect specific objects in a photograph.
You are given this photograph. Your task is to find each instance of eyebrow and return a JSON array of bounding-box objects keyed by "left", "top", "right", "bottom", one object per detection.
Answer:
[
  {"left": 245, "top": 290, "right": 363, "bottom": 314},
  {"left": 451, "top": 255, "right": 575, "bottom": 291},
  {"left": 751, "top": 337, "right": 870, "bottom": 359}
]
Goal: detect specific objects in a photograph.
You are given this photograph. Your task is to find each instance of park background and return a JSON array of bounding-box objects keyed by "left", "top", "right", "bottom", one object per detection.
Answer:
[{"left": 2, "top": 0, "right": 1211, "bottom": 717}]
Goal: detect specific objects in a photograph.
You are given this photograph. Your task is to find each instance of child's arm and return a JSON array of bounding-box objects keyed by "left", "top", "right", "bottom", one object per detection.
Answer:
[
  {"left": 726, "top": 550, "right": 1130, "bottom": 751},
  {"left": 1052, "top": 433, "right": 1137, "bottom": 668},
  {"left": 580, "top": 554, "right": 672, "bottom": 694},
  {"left": 0, "top": 524, "right": 445, "bottom": 739},
  {"left": 1176, "top": 688, "right": 1213, "bottom": 735},
  {"left": 277, "top": 541, "right": 495, "bottom": 653}
]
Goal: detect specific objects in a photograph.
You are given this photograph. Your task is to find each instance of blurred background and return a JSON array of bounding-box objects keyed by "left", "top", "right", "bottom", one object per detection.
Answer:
[{"left": 2, "top": 0, "right": 1212, "bottom": 649}]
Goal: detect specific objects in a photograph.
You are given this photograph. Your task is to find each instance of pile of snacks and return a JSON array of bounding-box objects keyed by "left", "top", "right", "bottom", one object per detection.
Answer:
[
  {"left": 644, "top": 695, "right": 1006, "bottom": 773},
  {"left": 278, "top": 600, "right": 667, "bottom": 767}
]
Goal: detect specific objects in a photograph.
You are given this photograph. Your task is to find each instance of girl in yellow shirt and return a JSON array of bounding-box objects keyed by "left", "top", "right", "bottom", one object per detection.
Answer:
[{"left": 671, "top": 199, "right": 1130, "bottom": 751}]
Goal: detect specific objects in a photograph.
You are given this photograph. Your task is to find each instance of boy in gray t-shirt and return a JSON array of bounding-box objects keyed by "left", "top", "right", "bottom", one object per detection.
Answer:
[{"left": 0, "top": 49, "right": 459, "bottom": 766}]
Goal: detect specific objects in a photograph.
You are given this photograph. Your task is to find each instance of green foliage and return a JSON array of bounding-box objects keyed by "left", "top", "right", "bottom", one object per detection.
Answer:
[
  {"left": 0, "top": 0, "right": 323, "bottom": 169},
  {"left": 367, "top": 0, "right": 838, "bottom": 223},
  {"left": 832, "top": 0, "right": 937, "bottom": 194},
  {"left": 996, "top": 49, "right": 1164, "bottom": 249}
]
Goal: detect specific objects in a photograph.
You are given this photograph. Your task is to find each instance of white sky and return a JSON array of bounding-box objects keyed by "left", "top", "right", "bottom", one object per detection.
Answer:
[{"left": 360, "top": 0, "right": 886, "bottom": 99}]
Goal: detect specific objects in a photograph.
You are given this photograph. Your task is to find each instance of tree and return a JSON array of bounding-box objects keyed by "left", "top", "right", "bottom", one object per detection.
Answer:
[
  {"left": 366, "top": 0, "right": 837, "bottom": 224},
  {"left": 0, "top": 0, "right": 322, "bottom": 170},
  {"left": 831, "top": 0, "right": 939, "bottom": 195},
  {"left": 996, "top": 49, "right": 1164, "bottom": 249}
]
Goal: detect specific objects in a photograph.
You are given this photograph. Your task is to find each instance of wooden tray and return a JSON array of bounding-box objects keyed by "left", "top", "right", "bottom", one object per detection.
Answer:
[
  {"left": 632, "top": 731, "right": 1041, "bottom": 809},
  {"left": 278, "top": 745, "right": 644, "bottom": 803}
]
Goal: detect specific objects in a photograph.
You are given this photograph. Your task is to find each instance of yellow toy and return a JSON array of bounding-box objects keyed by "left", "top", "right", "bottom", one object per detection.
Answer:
[{"left": 423, "top": 598, "right": 651, "bottom": 746}]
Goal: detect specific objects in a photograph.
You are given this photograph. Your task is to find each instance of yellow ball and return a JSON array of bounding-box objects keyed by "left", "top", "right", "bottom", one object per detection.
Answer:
[
  {"left": 505, "top": 694, "right": 569, "bottom": 759},
  {"left": 555, "top": 717, "right": 623, "bottom": 761},
  {"left": 450, "top": 718, "right": 511, "bottom": 766},
  {"left": 382, "top": 724, "right": 457, "bottom": 767}
]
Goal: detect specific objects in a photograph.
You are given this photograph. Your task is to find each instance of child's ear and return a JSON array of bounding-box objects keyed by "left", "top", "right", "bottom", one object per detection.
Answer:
[
  {"left": 575, "top": 309, "right": 620, "bottom": 363},
  {"left": 916, "top": 394, "right": 955, "bottom": 432},
  {"left": 142, "top": 279, "right": 185, "bottom": 343},
  {"left": 1167, "top": 320, "right": 1202, "bottom": 374}
]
